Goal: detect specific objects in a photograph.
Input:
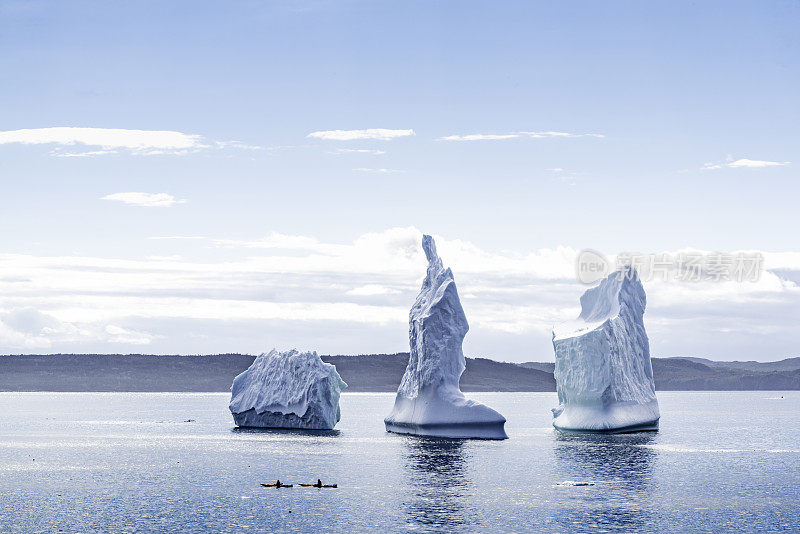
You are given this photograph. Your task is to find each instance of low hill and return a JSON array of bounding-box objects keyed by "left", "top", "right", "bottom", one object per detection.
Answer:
[
  {"left": 0, "top": 353, "right": 555, "bottom": 393},
  {"left": 675, "top": 356, "right": 800, "bottom": 373},
  {"left": 517, "top": 357, "right": 800, "bottom": 391},
  {"left": 0, "top": 353, "right": 797, "bottom": 392},
  {"left": 652, "top": 357, "right": 800, "bottom": 390},
  {"left": 518, "top": 362, "right": 555, "bottom": 373}
]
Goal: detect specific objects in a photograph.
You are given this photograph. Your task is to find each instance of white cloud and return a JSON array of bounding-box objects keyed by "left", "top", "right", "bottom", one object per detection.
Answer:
[
  {"left": 703, "top": 157, "right": 790, "bottom": 170},
  {"left": 101, "top": 192, "right": 187, "bottom": 208},
  {"left": 0, "top": 308, "right": 73, "bottom": 349},
  {"left": 52, "top": 149, "right": 122, "bottom": 158},
  {"left": 728, "top": 158, "right": 789, "bottom": 168},
  {"left": 519, "top": 131, "right": 605, "bottom": 139},
  {"left": 0, "top": 308, "right": 155, "bottom": 349},
  {"left": 347, "top": 284, "right": 401, "bottom": 296},
  {"left": 0, "top": 127, "right": 266, "bottom": 156},
  {"left": 332, "top": 148, "right": 386, "bottom": 155},
  {"left": 104, "top": 325, "right": 154, "bottom": 345},
  {"left": 438, "top": 131, "right": 604, "bottom": 141},
  {"left": 213, "top": 140, "right": 264, "bottom": 150},
  {"left": 146, "top": 255, "right": 183, "bottom": 261},
  {"left": 307, "top": 128, "right": 414, "bottom": 141},
  {"left": 0, "top": 127, "right": 204, "bottom": 155}
]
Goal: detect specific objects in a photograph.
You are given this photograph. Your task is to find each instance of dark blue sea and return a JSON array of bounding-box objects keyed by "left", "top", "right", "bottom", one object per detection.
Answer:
[{"left": 0, "top": 392, "right": 798, "bottom": 533}]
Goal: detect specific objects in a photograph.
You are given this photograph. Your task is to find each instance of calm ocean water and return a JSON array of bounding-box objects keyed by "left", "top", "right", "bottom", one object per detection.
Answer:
[{"left": 0, "top": 391, "right": 798, "bottom": 533}]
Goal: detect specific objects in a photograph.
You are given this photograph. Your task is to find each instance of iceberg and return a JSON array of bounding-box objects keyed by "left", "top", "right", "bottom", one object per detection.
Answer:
[
  {"left": 384, "top": 235, "right": 507, "bottom": 439},
  {"left": 229, "top": 349, "right": 347, "bottom": 430},
  {"left": 552, "top": 266, "right": 660, "bottom": 432}
]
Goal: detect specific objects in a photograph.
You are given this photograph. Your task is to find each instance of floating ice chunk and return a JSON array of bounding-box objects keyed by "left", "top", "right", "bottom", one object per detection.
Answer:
[
  {"left": 229, "top": 349, "right": 347, "bottom": 430},
  {"left": 552, "top": 267, "right": 660, "bottom": 432},
  {"left": 384, "top": 235, "right": 507, "bottom": 439}
]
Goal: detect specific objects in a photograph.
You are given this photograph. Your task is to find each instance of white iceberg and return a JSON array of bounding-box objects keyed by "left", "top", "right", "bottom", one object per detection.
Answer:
[
  {"left": 552, "top": 266, "right": 660, "bottom": 432},
  {"left": 229, "top": 349, "right": 347, "bottom": 430},
  {"left": 384, "top": 235, "right": 507, "bottom": 439}
]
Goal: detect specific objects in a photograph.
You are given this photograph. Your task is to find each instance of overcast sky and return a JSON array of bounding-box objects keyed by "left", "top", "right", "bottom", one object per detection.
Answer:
[{"left": 1, "top": 1, "right": 798, "bottom": 361}]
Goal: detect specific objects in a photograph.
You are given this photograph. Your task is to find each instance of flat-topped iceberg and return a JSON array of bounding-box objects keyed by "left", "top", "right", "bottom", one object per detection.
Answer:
[
  {"left": 552, "top": 266, "right": 660, "bottom": 432},
  {"left": 229, "top": 349, "right": 347, "bottom": 430},
  {"left": 385, "top": 235, "right": 507, "bottom": 439}
]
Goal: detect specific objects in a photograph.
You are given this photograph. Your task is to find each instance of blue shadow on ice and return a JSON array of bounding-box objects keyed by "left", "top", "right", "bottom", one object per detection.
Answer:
[
  {"left": 553, "top": 419, "right": 659, "bottom": 435},
  {"left": 230, "top": 426, "right": 341, "bottom": 438}
]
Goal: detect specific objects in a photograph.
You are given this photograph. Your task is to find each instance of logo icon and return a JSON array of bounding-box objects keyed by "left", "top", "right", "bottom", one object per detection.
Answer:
[{"left": 576, "top": 249, "right": 610, "bottom": 284}]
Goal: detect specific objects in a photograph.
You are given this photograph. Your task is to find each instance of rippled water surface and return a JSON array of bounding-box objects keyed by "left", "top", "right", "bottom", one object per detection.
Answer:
[{"left": 0, "top": 392, "right": 798, "bottom": 533}]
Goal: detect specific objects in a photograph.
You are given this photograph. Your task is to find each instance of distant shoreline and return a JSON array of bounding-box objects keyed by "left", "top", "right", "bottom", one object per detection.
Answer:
[{"left": 1, "top": 353, "right": 798, "bottom": 392}]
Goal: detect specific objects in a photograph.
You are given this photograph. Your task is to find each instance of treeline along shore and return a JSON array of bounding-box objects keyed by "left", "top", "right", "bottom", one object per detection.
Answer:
[{"left": 1, "top": 353, "right": 799, "bottom": 392}]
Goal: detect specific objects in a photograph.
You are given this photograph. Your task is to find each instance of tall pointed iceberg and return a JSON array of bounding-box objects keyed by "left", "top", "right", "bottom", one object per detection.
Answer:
[
  {"left": 229, "top": 349, "right": 347, "bottom": 430},
  {"left": 384, "top": 235, "right": 507, "bottom": 439},
  {"left": 552, "top": 267, "right": 660, "bottom": 432}
]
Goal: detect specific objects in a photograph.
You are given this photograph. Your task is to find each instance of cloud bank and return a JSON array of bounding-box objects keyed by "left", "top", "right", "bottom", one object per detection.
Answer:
[
  {"left": 2, "top": 227, "right": 799, "bottom": 361},
  {"left": 101, "top": 192, "right": 187, "bottom": 208},
  {"left": 703, "top": 158, "right": 791, "bottom": 170}
]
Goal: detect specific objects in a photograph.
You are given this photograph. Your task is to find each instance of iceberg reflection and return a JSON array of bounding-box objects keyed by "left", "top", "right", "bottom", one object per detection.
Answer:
[
  {"left": 553, "top": 432, "right": 660, "bottom": 532},
  {"left": 401, "top": 437, "right": 477, "bottom": 531}
]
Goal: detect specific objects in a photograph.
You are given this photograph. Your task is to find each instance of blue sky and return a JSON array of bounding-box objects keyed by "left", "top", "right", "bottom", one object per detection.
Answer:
[{"left": 1, "top": 1, "right": 798, "bottom": 360}]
